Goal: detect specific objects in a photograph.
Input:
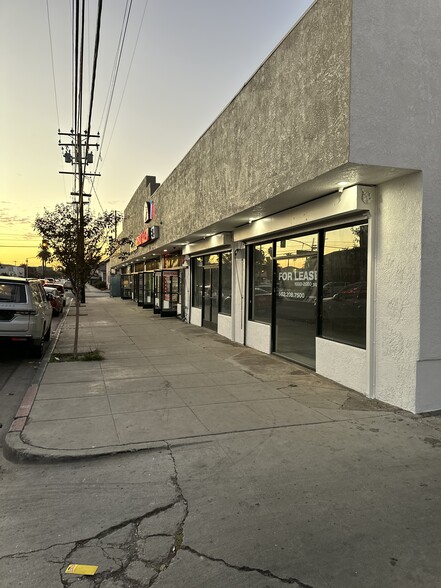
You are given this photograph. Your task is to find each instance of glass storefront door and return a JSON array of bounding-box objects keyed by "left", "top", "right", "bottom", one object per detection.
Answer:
[
  {"left": 153, "top": 270, "right": 180, "bottom": 317},
  {"left": 142, "top": 271, "right": 154, "bottom": 308},
  {"left": 274, "top": 234, "right": 318, "bottom": 368},
  {"left": 202, "top": 255, "right": 219, "bottom": 330},
  {"left": 121, "top": 274, "right": 133, "bottom": 299},
  {"left": 135, "top": 273, "right": 143, "bottom": 306},
  {"left": 162, "top": 270, "right": 179, "bottom": 316},
  {"left": 153, "top": 270, "right": 162, "bottom": 314}
]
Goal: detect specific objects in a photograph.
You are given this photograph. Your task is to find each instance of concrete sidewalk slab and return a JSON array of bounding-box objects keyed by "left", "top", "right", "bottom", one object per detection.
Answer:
[
  {"left": 22, "top": 415, "right": 120, "bottom": 450},
  {"left": 30, "top": 395, "right": 111, "bottom": 421},
  {"left": 103, "top": 365, "right": 159, "bottom": 380},
  {"left": 114, "top": 406, "right": 210, "bottom": 443},
  {"left": 37, "top": 381, "right": 107, "bottom": 400},
  {"left": 191, "top": 398, "right": 332, "bottom": 433},
  {"left": 223, "top": 383, "right": 289, "bottom": 401},
  {"left": 174, "top": 386, "right": 242, "bottom": 406},
  {"left": 42, "top": 364, "right": 102, "bottom": 384},
  {"left": 4, "top": 295, "right": 401, "bottom": 462},
  {"left": 108, "top": 389, "right": 185, "bottom": 413},
  {"left": 104, "top": 376, "right": 169, "bottom": 394}
]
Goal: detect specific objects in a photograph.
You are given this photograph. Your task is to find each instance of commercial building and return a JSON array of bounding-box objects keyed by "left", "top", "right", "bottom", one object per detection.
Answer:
[{"left": 111, "top": 0, "right": 441, "bottom": 413}]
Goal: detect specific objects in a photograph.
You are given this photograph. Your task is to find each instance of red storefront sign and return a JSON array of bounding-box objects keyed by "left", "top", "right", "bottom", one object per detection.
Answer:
[{"left": 135, "top": 225, "right": 159, "bottom": 247}]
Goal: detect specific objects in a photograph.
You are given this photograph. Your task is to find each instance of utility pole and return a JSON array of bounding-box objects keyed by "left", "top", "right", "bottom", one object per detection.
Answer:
[
  {"left": 57, "top": 0, "right": 103, "bottom": 357},
  {"left": 58, "top": 130, "right": 100, "bottom": 303},
  {"left": 41, "top": 239, "right": 49, "bottom": 278}
]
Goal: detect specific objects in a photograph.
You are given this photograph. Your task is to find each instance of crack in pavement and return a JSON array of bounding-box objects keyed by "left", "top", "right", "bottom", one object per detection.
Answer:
[
  {"left": 155, "top": 445, "right": 314, "bottom": 588},
  {"left": 59, "top": 499, "right": 185, "bottom": 587},
  {"left": 56, "top": 447, "right": 189, "bottom": 586},
  {"left": 180, "top": 545, "right": 314, "bottom": 587},
  {"left": 0, "top": 541, "right": 76, "bottom": 561},
  {"left": 4, "top": 447, "right": 314, "bottom": 587}
]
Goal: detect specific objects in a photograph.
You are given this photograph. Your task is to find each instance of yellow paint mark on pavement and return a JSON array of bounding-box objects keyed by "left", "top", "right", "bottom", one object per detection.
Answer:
[{"left": 65, "top": 563, "right": 98, "bottom": 575}]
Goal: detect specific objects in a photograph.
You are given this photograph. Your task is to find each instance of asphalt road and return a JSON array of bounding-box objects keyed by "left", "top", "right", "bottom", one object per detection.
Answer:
[
  {"left": 2, "top": 416, "right": 441, "bottom": 587},
  {"left": 2, "top": 289, "right": 441, "bottom": 587}
]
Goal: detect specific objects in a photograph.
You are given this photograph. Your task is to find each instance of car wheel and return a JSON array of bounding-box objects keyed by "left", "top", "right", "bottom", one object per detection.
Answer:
[
  {"left": 29, "top": 331, "right": 44, "bottom": 358},
  {"left": 44, "top": 323, "right": 51, "bottom": 341}
]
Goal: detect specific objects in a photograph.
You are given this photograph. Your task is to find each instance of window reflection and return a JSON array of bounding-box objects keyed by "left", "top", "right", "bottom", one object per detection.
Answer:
[
  {"left": 321, "top": 224, "right": 368, "bottom": 348},
  {"left": 250, "top": 242, "right": 273, "bottom": 323},
  {"left": 192, "top": 257, "right": 203, "bottom": 308},
  {"left": 203, "top": 254, "right": 219, "bottom": 327},
  {"left": 220, "top": 252, "right": 232, "bottom": 315},
  {"left": 274, "top": 234, "right": 318, "bottom": 367}
]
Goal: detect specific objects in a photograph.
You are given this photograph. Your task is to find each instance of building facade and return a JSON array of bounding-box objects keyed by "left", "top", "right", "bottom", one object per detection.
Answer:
[{"left": 111, "top": 0, "right": 441, "bottom": 414}]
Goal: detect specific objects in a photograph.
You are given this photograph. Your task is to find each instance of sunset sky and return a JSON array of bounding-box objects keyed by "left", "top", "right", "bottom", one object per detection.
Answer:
[{"left": 0, "top": 0, "right": 314, "bottom": 267}]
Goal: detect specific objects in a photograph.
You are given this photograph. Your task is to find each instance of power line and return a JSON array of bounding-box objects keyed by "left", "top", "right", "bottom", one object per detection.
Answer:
[
  {"left": 84, "top": 0, "right": 103, "bottom": 150},
  {"left": 88, "top": 0, "right": 133, "bottom": 200},
  {"left": 90, "top": 0, "right": 148, "bottom": 204},
  {"left": 46, "top": 0, "right": 60, "bottom": 129},
  {"left": 97, "top": 0, "right": 132, "bottom": 132},
  {"left": 102, "top": 0, "right": 149, "bottom": 165},
  {"left": 71, "top": 0, "right": 76, "bottom": 138}
]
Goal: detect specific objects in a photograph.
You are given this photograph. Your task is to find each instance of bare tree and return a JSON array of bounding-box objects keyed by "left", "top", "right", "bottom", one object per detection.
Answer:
[{"left": 34, "top": 204, "right": 131, "bottom": 356}]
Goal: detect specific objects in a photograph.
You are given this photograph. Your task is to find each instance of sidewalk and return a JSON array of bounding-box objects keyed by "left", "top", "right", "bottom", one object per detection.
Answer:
[{"left": 5, "top": 289, "right": 401, "bottom": 462}]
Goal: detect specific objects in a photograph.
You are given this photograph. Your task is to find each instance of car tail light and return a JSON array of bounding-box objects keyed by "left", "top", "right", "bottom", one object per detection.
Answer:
[{"left": 15, "top": 310, "right": 37, "bottom": 316}]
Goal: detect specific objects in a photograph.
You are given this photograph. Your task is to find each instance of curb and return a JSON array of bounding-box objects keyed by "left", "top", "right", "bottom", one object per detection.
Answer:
[
  {"left": 3, "top": 300, "right": 171, "bottom": 464},
  {"left": 3, "top": 304, "right": 70, "bottom": 462},
  {"left": 3, "top": 433, "right": 167, "bottom": 464}
]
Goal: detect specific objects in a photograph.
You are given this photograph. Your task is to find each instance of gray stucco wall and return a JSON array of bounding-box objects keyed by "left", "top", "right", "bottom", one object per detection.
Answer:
[
  {"left": 349, "top": 0, "right": 441, "bottom": 362},
  {"left": 374, "top": 173, "right": 422, "bottom": 412},
  {"left": 110, "top": 176, "right": 158, "bottom": 267},
  {"left": 151, "top": 0, "right": 352, "bottom": 247}
]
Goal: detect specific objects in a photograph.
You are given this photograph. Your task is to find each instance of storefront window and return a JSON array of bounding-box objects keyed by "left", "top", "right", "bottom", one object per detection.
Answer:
[
  {"left": 250, "top": 242, "right": 273, "bottom": 324},
  {"left": 192, "top": 257, "right": 203, "bottom": 308},
  {"left": 220, "top": 252, "right": 232, "bottom": 315},
  {"left": 321, "top": 223, "right": 368, "bottom": 348},
  {"left": 145, "top": 259, "right": 160, "bottom": 271},
  {"left": 274, "top": 234, "right": 318, "bottom": 366},
  {"left": 203, "top": 255, "right": 219, "bottom": 327},
  {"left": 164, "top": 255, "right": 182, "bottom": 269},
  {"left": 121, "top": 274, "right": 133, "bottom": 299}
]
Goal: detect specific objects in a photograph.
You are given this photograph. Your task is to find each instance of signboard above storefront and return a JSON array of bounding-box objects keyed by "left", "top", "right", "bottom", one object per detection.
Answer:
[
  {"left": 135, "top": 225, "right": 159, "bottom": 247},
  {"left": 144, "top": 200, "right": 155, "bottom": 224}
]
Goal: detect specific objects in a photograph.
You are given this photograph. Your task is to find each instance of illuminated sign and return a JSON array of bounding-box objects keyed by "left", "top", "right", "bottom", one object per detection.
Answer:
[
  {"left": 144, "top": 200, "right": 154, "bottom": 223},
  {"left": 135, "top": 225, "right": 159, "bottom": 247}
]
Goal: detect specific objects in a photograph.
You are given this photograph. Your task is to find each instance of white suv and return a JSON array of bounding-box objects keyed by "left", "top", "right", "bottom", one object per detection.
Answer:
[{"left": 0, "top": 276, "right": 53, "bottom": 358}]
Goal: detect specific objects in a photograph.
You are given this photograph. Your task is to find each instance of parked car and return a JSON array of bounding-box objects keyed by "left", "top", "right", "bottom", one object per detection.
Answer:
[
  {"left": 0, "top": 276, "right": 52, "bottom": 357},
  {"left": 63, "top": 280, "right": 73, "bottom": 291},
  {"left": 322, "top": 281, "right": 367, "bottom": 345},
  {"left": 322, "top": 281, "right": 349, "bottom": 298},
  {"left": 43, "top": 286, "right": 63, "bottom": 316},
  {"left": 48, "top": 282, "right": 66, "bottom": 307}
]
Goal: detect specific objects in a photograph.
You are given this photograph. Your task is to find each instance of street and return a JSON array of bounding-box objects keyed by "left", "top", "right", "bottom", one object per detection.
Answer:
[
  {"left": 2, "top": 293, "right": 441, "bottom": 587},
  {"left": 2, "top": 1, "right": 441, "bottom": 585},
  {"left": 2, "top": 414, "right": 441, "bottom": 587}
]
